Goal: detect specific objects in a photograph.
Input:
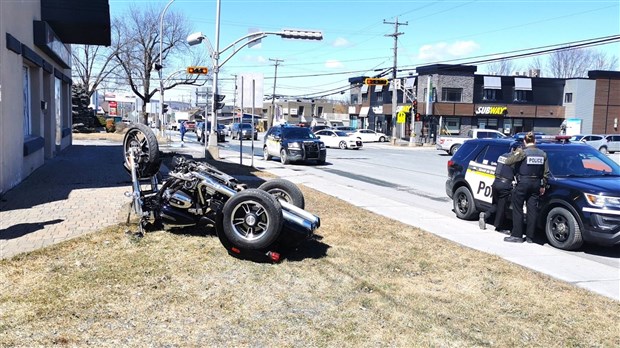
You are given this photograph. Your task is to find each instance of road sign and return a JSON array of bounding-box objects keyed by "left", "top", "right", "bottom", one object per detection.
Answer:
[{"left": 364, "top": 78, "right": 389, "bottom": 86}]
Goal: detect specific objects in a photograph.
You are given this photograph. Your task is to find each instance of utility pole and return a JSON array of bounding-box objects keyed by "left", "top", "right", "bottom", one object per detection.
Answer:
[
  {"left": 231, "top": 74, "right": 238, "bottom": 123},
  {"left": 384, "top": 17, "right": 407, "bottom": 144},
  {"left": 268, "top": 58, "right": 284, "bottom": 129}
]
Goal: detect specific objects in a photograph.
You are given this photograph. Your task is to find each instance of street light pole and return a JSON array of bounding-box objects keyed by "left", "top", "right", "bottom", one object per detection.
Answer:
[
  {"left": 159, "top": 0, "right": 175, "bottom": 133},
  {"left": 205, "top": 0, "right": 222, "bottom": 159}
]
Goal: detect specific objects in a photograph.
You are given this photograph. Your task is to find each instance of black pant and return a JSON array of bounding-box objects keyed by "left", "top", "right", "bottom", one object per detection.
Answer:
[
  {"left": 511, "top": 178, "right": 540, "bottom": 239},
  {"left": 488, "top": 179, "right": 512, "bottom": 230}
]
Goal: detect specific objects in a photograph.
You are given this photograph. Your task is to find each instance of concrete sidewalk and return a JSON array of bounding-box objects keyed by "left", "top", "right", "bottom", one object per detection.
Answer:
[{"left": 0, "top": 139, "right": 131, "bottom": 259}]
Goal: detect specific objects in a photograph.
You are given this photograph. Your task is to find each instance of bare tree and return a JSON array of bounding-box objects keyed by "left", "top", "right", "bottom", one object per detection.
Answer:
[
  {"left": 530, "top": 47, "right": 618, "bottom": 78},
  {"left": 484, "top": 58, "right": 519, "bottom": 76},
  {"left": 72, "top": 44, "right": 119, "bottom": 98},
  {"left": 112, "top": 4, "right": 205, "bottom": 125}
]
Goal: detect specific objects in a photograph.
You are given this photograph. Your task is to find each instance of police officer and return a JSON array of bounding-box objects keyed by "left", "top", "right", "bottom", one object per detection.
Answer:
[
  {"left": 503, "top": 132, "right": 550, "bottom": 243},
  {"left": 479, "top": 143, "right": 519, "bottom": 234}
]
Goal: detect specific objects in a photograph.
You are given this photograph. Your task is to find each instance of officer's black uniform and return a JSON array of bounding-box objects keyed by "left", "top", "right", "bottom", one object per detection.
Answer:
[
  {"left": 505, "top": 143, "right": 549, "bottom": 242},
  {"left": 487, "top": 151, "right": 516, "bottom": 231}
]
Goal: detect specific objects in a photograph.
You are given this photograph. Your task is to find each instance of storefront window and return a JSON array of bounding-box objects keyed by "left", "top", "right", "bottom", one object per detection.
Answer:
[
  {"left": 23, "top": 66, "right": 32, "bottom": 136},
  {"left": 55, "top": 77, "right": 62, "bottom": 145}
]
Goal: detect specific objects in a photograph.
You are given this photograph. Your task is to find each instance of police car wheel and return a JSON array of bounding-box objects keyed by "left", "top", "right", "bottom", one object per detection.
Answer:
[
  {"left": 545, "top": 207, "right": 583, "bottom": 250},
  {"left": 453, "top": 186, "right": 477, "bottom": 220},
  {"left": 280, "top": 149, "right": 290, "bottom": 164},
  {"left": 263, "top": 146, "right": 272, "bottom": 161}
]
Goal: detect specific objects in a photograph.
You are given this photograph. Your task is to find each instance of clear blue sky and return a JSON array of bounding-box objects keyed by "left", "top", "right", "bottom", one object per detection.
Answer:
[{"left": 109, "top": 0, "right": 620, "bottom": 103}]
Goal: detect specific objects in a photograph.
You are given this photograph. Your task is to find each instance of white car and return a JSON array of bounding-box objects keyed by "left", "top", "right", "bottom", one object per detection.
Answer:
[
  {"left": 315, "top": 130, "right": 363, "bottom": 149},
  {"left": 570, "top": 134, "right": 609, "bottom": 153},
  {"left": 350, "top": 129, "right": 388, "bottom": 142},
  {"left": 605, "top": 135, "right": 620, "bottom": 154}
]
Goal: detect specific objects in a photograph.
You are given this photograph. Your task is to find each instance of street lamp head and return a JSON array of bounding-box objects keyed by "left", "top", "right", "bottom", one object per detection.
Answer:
[
  {"left": 187, "top": 32, "right": 205, "bottom": 46},
  {"left": 279, "top": 29, "right": 323, "bottom": 40}
]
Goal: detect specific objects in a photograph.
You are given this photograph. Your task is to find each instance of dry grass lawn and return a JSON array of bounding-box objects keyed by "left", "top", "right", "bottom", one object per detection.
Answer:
[{"left": 1, "top": 132, "right": 618, "bottom": 346}]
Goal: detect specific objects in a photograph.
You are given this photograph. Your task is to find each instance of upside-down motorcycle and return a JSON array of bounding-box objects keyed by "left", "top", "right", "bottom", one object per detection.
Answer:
[{"left": 122, "top": 124, "right": 320, "bottom": 262}]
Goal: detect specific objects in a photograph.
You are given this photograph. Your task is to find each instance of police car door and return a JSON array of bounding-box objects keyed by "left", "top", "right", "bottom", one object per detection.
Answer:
[
  {"left": 464, "top": 144, "right": 509, "bottom": 204},
  {"left": 266, "top": 127, "right": 281, "bottom": 155}
]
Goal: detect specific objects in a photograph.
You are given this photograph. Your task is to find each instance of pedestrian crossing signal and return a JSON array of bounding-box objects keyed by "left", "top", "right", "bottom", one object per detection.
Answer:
[
  {"left": 187, "top": 66, "right": 208, "bottom": 74},
  {"left": 364, "top": 78, "right": 389, "bottom": 86}
]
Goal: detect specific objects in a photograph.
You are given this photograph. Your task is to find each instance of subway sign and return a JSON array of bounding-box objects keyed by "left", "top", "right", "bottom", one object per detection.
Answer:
[{"left": 475, "top": 106, "right": 507, "bottom": 115}]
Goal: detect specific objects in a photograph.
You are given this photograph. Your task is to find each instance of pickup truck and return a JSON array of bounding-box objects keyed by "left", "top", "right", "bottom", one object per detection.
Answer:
[{"left": 436, "top": 129, "right": 507, "bottom": 155}]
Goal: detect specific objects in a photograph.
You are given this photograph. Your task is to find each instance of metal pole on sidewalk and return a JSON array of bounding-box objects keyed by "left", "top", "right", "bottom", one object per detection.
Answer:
[{"left": 251, "top": 79, "right": 255, "bottom": 168}]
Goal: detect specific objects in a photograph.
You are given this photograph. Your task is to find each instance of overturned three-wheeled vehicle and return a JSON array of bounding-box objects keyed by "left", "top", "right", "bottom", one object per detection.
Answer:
[{"left": 122, "top": 124, "right": 320, "bottom": 262}]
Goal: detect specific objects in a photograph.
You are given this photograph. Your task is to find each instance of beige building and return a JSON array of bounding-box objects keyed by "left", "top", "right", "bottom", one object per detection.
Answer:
[{"left": 0, "top": 0, "right": 110, "bottom": 194}]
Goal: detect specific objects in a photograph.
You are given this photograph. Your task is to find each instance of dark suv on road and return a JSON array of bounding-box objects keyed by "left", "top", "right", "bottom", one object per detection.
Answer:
[
  {"left": 445, "top": 136, "right": 620, "bottom": 250},
  {"left": 263, "top": 124, "right": 326, "bottom": 165}
]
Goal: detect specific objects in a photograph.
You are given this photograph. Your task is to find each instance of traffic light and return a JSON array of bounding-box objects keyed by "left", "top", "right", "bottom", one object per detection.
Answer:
[
  {"left": 415, "top": 113, "right": 421, "bottom": 122},
  {"left": 162, "top": 103, "right": 169, "bottom": 114},
  {"left": 187, "top": 66, "right": 209, "bottom": 74},
  {"left": 364, "top": 78, "right": 389, "bottom": 86},
  {"left": 412, "top": 99, "right": 418, "bottom": 115},
  {"left": 213, "top": 94, "right": 225, "bottom": 112}
]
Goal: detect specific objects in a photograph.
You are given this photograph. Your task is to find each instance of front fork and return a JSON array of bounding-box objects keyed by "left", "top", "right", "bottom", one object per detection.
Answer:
[{"left": 124, "top": 147, "right": 159, "bottom": 235}]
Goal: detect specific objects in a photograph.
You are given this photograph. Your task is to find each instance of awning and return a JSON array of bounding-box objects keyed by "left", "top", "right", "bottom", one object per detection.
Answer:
[
  {"left": 375, "top": 85, "right": 383, "bottom": 92},
  {"left": 515, "top": 77, "right": 532, "bottom": 91},
  {"left": 360, "top": 85, "right": 369, "bottom": 93},
  {"left": 404, "top": 77, "right": 416, "bottom": 89},
  {"left": 483, "top": 76, "right": 501, "bottom": 90},
  {"left": 359, "top": 106, "right": 369, "bottom": 117}
]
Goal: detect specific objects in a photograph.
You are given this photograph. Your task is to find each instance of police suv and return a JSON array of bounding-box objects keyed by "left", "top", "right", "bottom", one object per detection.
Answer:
[
  {"left": 263, "top": 124, "right": 327, "bottom": 165},
  {"left": 445, "top": 136, "right": 620, "bottom": 250}
]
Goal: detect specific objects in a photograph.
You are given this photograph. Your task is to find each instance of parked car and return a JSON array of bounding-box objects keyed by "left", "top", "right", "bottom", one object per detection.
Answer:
[
  {"left": 446, "top": 136, "right": 620, "bottom": 250},
  {"left": 197, "top": 122, "right": 226, "bottom": 143},
  {"left": 185, "top": 121, "right": 196, "bottom": 133},
  {"left": 314, "top": 129, "right": 363, "bottom": 149},
  {"left": 603, "top": 134, "right": 619, "bottom": 154},
  {"left": 569, "top": 134, "right": 609, "bottom": 153},
  {"left": 231, "top": 123, "right": 258, "bottom": 140},
  {"left": 350, "top": 129, "right": 389, "bottom": 142},
  {"left": 335, "top": 126, "right": 356, "bottom": 134},
  {"left": 263, "top": 124, "right": 326, "bottom": 165},
  {"left": 310, "top": 125, "right": 331, "bottom": 133}
]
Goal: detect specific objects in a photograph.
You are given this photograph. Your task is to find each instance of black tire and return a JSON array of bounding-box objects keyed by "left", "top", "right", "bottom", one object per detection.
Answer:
[
  {"left": 339, "top": 141, "right": 347, "bottom": 149},
  {"left": 545, "top": 207, "right": 583, "bottom": 250},
  {"left": 379, "top": 136, "right": 386, "bottom": 142},
  {"left": 599, "top": 146, "right": 608, "bottom": 154},
  {"left": 263, "top": 146, "right": 272, "bottom": 161},
  {"left": 258, "top": 179, "right": 305, "bottom": 209},
  {"left": 450, "top": 144, "right": 461, "bottom": 156},
  {"left": 453, "top": 186, "right": 477, "bottom": 220},
  {"left": 280, "top": 148, "right": 290, "bottom": 164},
  {"left": 222, "top": 189, "right": 283, "bottom": 250},
  {"left": 123, "top": 123, "right": 160, "bottom": 178}
]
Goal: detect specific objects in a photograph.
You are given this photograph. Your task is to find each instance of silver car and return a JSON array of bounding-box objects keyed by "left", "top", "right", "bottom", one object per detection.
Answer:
[
  {"left": 569, "top": 134, "right": 609, "bottom": 154},
  {"left": 605, "top": 135, "right": 620, "bottom": 154}
]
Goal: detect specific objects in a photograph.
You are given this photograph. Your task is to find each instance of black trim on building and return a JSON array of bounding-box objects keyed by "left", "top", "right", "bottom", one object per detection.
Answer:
[
  {"left": 416, "top": 64, "right": 477, "bottom": 75},
  {"left": 588, "top": 70, "right": 620, "bottom": 79},
  {"left": 23, "top": 137, "right": 45, "bottom": 157},
  {"left": 41, "top": 0, "right": 111, "bottom": 46},
  {"left": 6, "top": 33, "right": 22, "bottom": 54},
  {"left": 21, "top": 45, "right": 44, "bottom": 67},
  {"left": 33, "top": 21, "right": 71, "bottom": 68},
  {"left": 43, "top": 60, "right": 54, "bottom": 74}
]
